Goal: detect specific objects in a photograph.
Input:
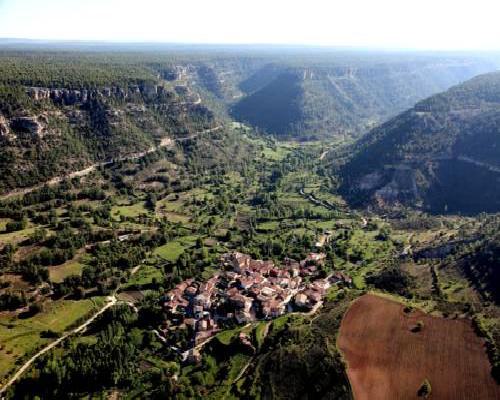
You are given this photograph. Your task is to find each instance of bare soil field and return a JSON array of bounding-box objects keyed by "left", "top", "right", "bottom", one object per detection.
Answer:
[{"left": 338, "top": 294, "right": 500, "bottom": 400}]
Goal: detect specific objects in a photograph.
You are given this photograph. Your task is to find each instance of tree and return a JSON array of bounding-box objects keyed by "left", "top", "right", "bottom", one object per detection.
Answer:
[
  {"left": 29, "top": 227, "right": 48, "bottom": 244},
  {"left": 411, "top": 320, "right": 424, "bottom": 332},
  {"left": 366, "top": 265, "right": 415, "bottom": 296},
  {"left": 418, "top": 379, "right": 432, "bottom": 398}
]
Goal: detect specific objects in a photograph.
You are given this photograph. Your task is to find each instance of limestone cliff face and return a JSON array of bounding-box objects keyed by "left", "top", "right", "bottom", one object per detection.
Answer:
[
  {"left": 373, "top": 166, "right": 419, "bottom": 204},
  {"left": 26, "top": 83, "right": 165, "bottom": 105},
  {"left": 352, "top": 164, "right": 420, "bottom": 207},
  {"left": 9, "top": 116, "right": 47, "bottom": 138},
  {"left": 0, "top": 112, "right": 16, "bottom": 140},
  {"left": 340, "top": 71, "right": 500, "bottom": 214}
]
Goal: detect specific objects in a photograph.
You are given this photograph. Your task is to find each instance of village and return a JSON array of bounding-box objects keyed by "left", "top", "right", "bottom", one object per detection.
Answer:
[{"left": 158, "top": 252, "right": 352, "bottom": 356}]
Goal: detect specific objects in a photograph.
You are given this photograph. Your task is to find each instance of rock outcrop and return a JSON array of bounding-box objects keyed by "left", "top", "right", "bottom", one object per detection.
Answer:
[
  {"left": 27, "top": 84, "right": 166, "bottom": 105},
  {"left": 10, "top": 116, "right": 45, "bottom": 137},
  {"left": 0, "top": 113, "right": 15, "bottom": 140},
  {"left": 372, "top": 166, "right": 419, "bottom": 204}
]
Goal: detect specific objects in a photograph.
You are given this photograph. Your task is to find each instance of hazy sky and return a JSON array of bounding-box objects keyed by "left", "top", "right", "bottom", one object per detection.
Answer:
[{"left": 0, "top": 0, "right": 499, "bottom": 50}]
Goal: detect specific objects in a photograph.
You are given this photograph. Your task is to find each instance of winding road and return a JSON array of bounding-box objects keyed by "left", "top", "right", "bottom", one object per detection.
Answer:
[{"left": 0, "top": 124, "right": 222, "bottom": 201}]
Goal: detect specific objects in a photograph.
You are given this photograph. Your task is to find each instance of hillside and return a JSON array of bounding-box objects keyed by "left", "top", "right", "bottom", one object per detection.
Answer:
[
  {"left": 427, "top": 215, "right": 500, "bottom": 305},
  {"left": 231, "top": 58, "right": 495, "bottom": 139},
  {"left": 339, "top": 71, "right": 500, "bottom": 214},
  {"left": 0, "top": 53, "right": 222, "bottom": 193}
]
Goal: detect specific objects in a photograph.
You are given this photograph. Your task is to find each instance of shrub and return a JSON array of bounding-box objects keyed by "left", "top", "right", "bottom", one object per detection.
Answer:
[
  {"left": 411, "top": 320, "right": 424, "bottom": 332},
  {"left": 418, "top": 379, "right": 432, "bottom": 398}
]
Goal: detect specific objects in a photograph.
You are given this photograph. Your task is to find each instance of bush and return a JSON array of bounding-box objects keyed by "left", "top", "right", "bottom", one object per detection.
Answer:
[
  {"left": 5, "top": 218, "right": 27, "bottom": 232},
  {"left": 411, "top": 320, "right": 424, "bottom": 332},
  {"left": 366, "top": 265, "right": 415, "bottom": 296},
  {"left": 418, "top": 379, "right": 432, "bottom": 398},
  {"left": 40, "top": 330, "right": 60, "bottom": 338}
]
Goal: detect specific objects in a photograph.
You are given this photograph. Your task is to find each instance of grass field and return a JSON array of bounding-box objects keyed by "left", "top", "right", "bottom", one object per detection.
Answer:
[
  {"left": 253, "top": 321, "right": 268, "bottom": 350},
  {"left": 215, "top": 324, "right": 253, "bottom": 345},
  {"left": 154, "top": 242, "right": 185, "bottom": 261},
  {"left": 256, "top": 221, "right": 280, "bottom": 231},
  {"left": 112, "top": 202, "right": 148, "bottom": 219},
  {"left": 123, "top": 264, "right": 163, "bottom": 288},
  {"left": 0, "top": 226, "right": 36, "bottom": 247},
  {"left": 338, "top": 294, "right": 500, "bottom": 400},
  {"left": 48, "top": 259, "right": 84, "bottom": 283},
  {"left": 0, "top": 298, "right": 102, "bottom": 379},
  {"left": 156, "top": 197, "right": 183, "bottom": 213},
  {"left": 162, "top": 212, "right": 190, "bottom": 224}
]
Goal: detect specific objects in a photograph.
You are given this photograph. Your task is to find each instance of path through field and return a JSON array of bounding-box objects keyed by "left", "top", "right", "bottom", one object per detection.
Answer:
[
  {"left": 0, "top": 295, "right": 117, "bottom": 396},
  {"left": 0, "top": 260, "right": 148, "bottom": 396}
]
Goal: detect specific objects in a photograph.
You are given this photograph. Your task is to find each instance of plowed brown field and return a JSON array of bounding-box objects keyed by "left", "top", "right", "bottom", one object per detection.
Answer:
[{"left": 337, "top": 294, "right": 500, "bottom": 400}]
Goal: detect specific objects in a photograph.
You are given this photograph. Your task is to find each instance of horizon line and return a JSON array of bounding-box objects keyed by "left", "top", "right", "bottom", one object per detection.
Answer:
[{"left": 0, "top": 37, "right": 500, "bottom": 54}]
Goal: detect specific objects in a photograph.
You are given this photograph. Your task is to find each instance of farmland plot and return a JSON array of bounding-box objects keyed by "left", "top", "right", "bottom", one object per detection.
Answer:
[{"left": 338, "top": 294, "right": 499, "bottom": 400}]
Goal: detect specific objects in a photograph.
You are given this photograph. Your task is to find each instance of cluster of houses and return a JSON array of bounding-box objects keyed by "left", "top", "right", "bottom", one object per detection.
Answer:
[{"left": 160, "top": 252, "right": 352, "bottom": 347}]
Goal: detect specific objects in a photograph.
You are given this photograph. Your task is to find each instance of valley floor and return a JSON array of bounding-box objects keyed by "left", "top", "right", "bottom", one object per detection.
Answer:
[{"left": 0, "top": 134, "right": 498, "bottom": 399}]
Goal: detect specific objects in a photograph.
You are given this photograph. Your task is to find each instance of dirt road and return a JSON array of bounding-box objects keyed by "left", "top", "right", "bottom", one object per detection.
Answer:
[
  {"left": 0, "top": 295, "right": 117, "bottom": 396},
  {"left": 0, "top": 125, "right": 222, "bottom": 201}
]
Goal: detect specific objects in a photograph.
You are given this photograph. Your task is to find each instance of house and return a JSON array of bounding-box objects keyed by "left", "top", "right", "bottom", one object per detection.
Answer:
[
  {"left": 223, "top": 252, "right": 251, "bottom": 272},
  {"left": 294, "top": 293, "right": 309, "bottom": 308},
  {"left": 118, "top": 234, "right": 131, "bottom": 242},
  {"left": 261, "top": 300, "right": 285, "bottom": 318},
  {"left": 238, "top": 277, "right": 254, "bottom": 290},
  {"left": 307, "top": 291, "right": 322, "bottom": 304},
  {"left": 235, "top": 310, "right": 252, "bottom": 323},
  {"left": 194, "top": 294, "right": 211, "bottom": 309},
  {"left": 185, "top": 286, "right": 197, "bottom": 297},
  {"left": 238, "top": 331, "right": 253, "bottom": 348},
  {"left": 194, "top": 305, "right": 204, "bottom": 319},
  {"left": 230, "top": 294, "right": 252, "bottom": 310},
  {"left": 184, "top": 318, "right": 196, "bottom": 329},
  {"left": 330, "top": 272, "right": 353, "bottom": 286},
  {"left": 197, "top": 319, "right": 208, "bottom": 331},
  {"left": 186, "top": 348, "right": 201, "bottom": 364},
  {"left": 305, "top": 252, "right": 327, "bottom": 263},
  {"left": 260, "top": 286, "right": 275, "bottom": 297}
]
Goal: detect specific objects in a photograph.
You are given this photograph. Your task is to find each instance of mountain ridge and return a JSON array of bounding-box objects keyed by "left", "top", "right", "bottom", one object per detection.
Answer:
[
  {"left": 339, "top": 71, "right": 500, "bottom": 214},
  {"left": 231, "top": 58, "right": 497, "bottom": 139}
]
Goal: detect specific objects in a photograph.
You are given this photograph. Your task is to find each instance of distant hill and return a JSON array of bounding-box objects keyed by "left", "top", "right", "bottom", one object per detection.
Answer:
[
  {"left": 1, "top": 50, "right": 499, "bottom": 194},
  {"left": 339, "top": 71, "right": 500, "bottom": 214},
  {"left": 0, "top": 52, "right": 220, "bottom": 193},
  {"left": 231, "top": 58, "right": 496, "bottom": 139}
]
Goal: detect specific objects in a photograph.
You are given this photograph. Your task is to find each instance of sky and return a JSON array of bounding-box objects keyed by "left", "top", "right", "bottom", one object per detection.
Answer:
[{"left": 0, "top": 0, "right": 499, "bottom": 50}]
